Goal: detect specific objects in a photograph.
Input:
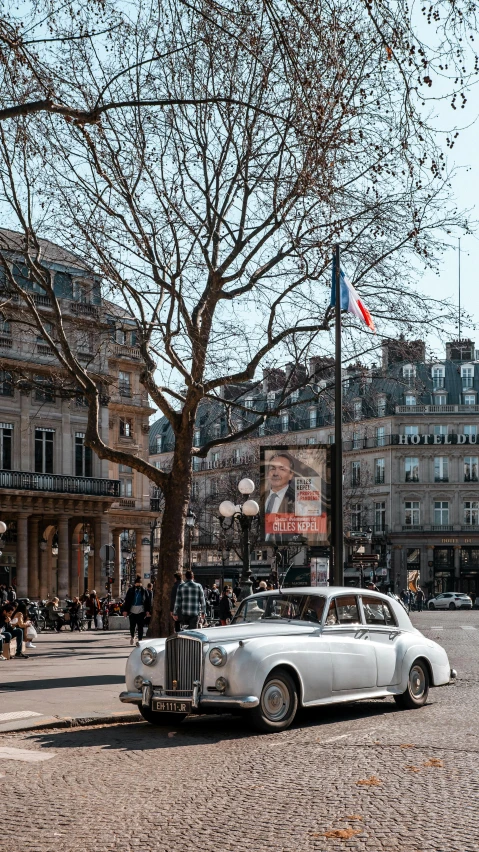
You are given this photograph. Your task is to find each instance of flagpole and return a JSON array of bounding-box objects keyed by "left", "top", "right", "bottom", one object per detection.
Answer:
[{"left": 333, "top": 243, "right": 344, "bottom": 586}]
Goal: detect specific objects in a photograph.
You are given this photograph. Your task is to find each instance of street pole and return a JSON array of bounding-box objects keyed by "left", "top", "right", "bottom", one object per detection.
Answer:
[
  {"left": 333, "top": 243, "right": 344, "bottom": 586},
  {"left": 239, "top": 514, "right": 253, "bottom": 600}
]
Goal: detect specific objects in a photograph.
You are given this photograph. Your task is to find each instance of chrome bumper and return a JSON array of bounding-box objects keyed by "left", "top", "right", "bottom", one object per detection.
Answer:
[{"left": 119, "top": 690, "right": 259, "bottom": 710}]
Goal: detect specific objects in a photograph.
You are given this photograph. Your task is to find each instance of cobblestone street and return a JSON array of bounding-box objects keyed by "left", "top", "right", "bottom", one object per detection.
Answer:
[{"left": 1, "top": 611, "right": 478, "bottom": 852}]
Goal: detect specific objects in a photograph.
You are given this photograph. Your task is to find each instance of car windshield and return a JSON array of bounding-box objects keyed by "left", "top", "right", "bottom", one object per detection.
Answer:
[{"left": 232, "top": 593, "right": 326, "bottom": 624}]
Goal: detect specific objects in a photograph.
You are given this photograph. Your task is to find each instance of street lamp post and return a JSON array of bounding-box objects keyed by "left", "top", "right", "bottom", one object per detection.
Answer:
[
  {"left": 218, "top": 478, "right": 260, "bottom": 601},
  {"left": 185, "top": 509, "right": 196, "bottom": 572}
]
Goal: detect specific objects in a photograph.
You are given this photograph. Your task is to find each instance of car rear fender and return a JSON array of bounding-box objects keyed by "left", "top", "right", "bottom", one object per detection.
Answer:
[{"left": 399, "top": 644, "right": 449, "bottom": 689}]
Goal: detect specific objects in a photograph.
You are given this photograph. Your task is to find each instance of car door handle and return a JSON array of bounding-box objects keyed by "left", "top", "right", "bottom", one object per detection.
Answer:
[{"left": 389, "top": 631, "right": 399, "bottom": 640}]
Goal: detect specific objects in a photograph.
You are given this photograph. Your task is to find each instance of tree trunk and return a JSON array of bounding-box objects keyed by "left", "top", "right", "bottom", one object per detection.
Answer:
[{"left": 149, "top": 429, "right": 193, "bottom": 637}]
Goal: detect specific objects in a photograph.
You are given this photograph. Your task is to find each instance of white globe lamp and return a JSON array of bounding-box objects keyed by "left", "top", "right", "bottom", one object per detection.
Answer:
[
  {"left": 242, "top": 499, "right": 260, "bottom": 517},
  {"left": 238, "top": 478, "right": 255, "bottom": 495},
  {"left": 0, "top": 521, "right": 6, "bottom": 534},
  {"left": 219, "top": 500, "right": 236, "bottom": 518}
]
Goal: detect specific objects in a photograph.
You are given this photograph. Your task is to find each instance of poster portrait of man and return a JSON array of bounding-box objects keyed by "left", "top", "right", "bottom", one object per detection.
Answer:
[{"left": 260, "top": 445, "right": 331, "bottom": 544}]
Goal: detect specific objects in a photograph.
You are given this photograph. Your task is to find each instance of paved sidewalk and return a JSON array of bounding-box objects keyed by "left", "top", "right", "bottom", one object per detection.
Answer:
[{"left": 0, "top": 629, "right": 137, "bottom": 730}]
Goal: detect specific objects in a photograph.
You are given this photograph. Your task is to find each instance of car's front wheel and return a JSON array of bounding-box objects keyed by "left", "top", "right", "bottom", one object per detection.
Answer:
[
  {"left": 248, "top": 669, "right": 298, "bottom": 733},
  {"left": 428, "top": 602, "right": 435, "bottom": 610},
  {"left": 394, "top": 660, "right": 429, "bottom": 709},
  {"left": 448, "top": 602, "right": 456, "bottom": 610},
  {"left": 139, "top": 705, "right": 187, "bottom": 726}
]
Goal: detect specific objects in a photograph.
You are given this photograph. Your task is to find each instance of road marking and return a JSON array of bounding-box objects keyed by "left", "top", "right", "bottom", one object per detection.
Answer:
[
  {"left": 461, "top": 626, "right": 476, "bottom": 630},
  {"left": 0, "top": 711, "right": 43, "bottom": 722},
  {"left": 429, "top": 626, "right": 444, "bottom": 629},
  {"left": 0, "top": 747, "right": 55, "bottom": 763}
]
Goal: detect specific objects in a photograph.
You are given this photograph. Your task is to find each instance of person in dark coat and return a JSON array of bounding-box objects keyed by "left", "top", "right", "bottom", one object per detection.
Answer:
[
  {"left": 218, "top": 586, "right": 234, "bottom": 626},
  {"left": 85, "top": 590, "right": 101, "bottom": 629},
  {"left": 170, "top": 572, "right": 183, "bottom": 633},
  {"left": 122, "top": 576, "right": 152, "bottom": 644}
]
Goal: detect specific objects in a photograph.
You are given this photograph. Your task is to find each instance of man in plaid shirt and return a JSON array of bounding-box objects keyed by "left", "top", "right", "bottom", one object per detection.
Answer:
[{"left": 173, "top": 570, "right": 206, "bottom": 629}]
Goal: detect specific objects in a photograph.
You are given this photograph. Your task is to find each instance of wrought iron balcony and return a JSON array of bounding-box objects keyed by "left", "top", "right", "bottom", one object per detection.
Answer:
[{"left": 0, "top": 469, "right": 120, "bottom": 497}]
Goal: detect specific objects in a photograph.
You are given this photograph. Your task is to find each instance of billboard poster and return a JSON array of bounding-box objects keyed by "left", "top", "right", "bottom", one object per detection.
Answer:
[{"left": 260, "top": 445, "right": 331, "bottom": 544}]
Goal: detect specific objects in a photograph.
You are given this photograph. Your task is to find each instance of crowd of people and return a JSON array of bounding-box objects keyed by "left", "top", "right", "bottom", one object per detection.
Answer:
[{"left": 0, "top": 599, "right": 35, "bottom": 660}]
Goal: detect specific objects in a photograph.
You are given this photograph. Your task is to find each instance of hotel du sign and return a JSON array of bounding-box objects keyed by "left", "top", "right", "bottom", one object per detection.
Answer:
[{"left": 398, "top": 433, "right": 478, "bottom": 445}]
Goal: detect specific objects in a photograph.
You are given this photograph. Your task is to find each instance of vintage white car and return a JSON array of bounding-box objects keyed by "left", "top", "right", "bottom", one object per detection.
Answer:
[{"left": 120, "top": 587, "right": 456, "bottom": 732}]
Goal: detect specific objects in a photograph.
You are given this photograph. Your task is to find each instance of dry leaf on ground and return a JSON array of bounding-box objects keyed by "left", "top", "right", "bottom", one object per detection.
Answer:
[
  {"left": 423, "top": 758, "right": 443, "bottom": 767},
  {"left": 322, "top": 828, "right": 363, "bottom": 839},
  {"left": 344, "top": 815, "right": 363, "bottom": 821},
  {"left": 405, "top": 765, "right": 421, "bottom": 772},
  {"left": 400, "top": 744, "right": 415, "bottom": 748},
  {"left": 356, "top": 776, "right": 382, "bottom": 786}
]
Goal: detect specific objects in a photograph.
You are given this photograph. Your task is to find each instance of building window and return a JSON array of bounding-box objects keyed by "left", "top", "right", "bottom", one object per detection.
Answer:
[
  {"left": 434, "top": 501, "right": 449, "bottom": 525},
  {"left": 328, "top": 434, "right": 335, "bottom": 444},
  {"left": 405, "top": 457, "right": 419, "bottom": 482},
  {"left": 464, "top": 457, "right": 478, "bottom": 482},
  {"left": 119, "top": 371, "right": 131, "bottom": 397},
  {"left": 213, "top": 423, "right": 221, "bottom": 439},
  {"left": 258, "top": 423, "right": 265, "bottom": 436},
  {"left": 464, "top": 501, "right": 479, "bottom": 525},
  {"left": 210, "top": 479, "right": 219, "bottom": 497},
  {"left": 289, "top": 389, "right": 299, "bottom": 402},
  {"left": 0, "top": 370, "right": 13, "bottom": 397},
  {"left": 281, "top": 412, "right": 289, "bottom": 432},
  {"left": 404, "top": 501, "right": 420, "bottom": 526},
  {"left": 75, "top": 433, "right": 92, "bottom": 477},
  {"left": 405, "top": 394, "right": 416, "bottom": 406},
  {"left": 350, "top": 503, "right": 362, "bottom": 531},
  {"left": 243, "top": 396, "right": 253, "bottom": 409},
  {"left": 353, "top": 400, "right": 362, "bottom": 420},
  {"left": 191, "top": 480, "right": 199, "bottom": 499},
  {"left": 375, "top": 426, "right": 385, "bottom": 447},
  {"left": 432, "top": 367, "right": 445, "bottom": 388},
  {"left": 405, "top": 425, "right": 419, "bottom": 436},
  {"left": 434, "top": 395, "right": 447, "bottom": 406},
  {"left": 211, "top": 451, "right": 219, "bottom": 465},
  {"left": 0, "top": 424, "right": 12, "bottom": 470},
  {"left": 351, "top": 461, "right": 361, "bottom": 487},
  {"left": 374, "top": 458, "right": 385, "bottom": 484},
  {"left": 377, "top": 396, "right": 386, "bottom": 417},
  {"left": 0, "top": 315, "right": 11, "bottom": 335},
  {"left": 463, "top": 394, "right": 476, "bottom": 406},
  {"left": 374, "top": 501, "right": 386, "bottom": 531},
  {"left": 34, "top": 375, "right": 54, "bottom": 403},
  {"left": 120, "top": 478, "right": 133, "bottom": 497},
  {"left": 156, "top": 435, "right": 163, "bottom": 453},
  {"left": 434, "top": 457, "right": 449, "bottom": 483},
  {"left": 434, "top": 424, "right": 448, "bottom": 437},
  {"left": 308, "top": 408, "right": 317, "bottom": 428},
  {"left": 352, "top": 431, "right": 361, "bottom": 449},
  {"left": 119, "top": 464, "right": 132, "bottom": 473},
  {"left": 306, "top": 437, "right": 316, "bottom": 445},
  {"left": 461, "top": 366, "right": 474, "bottom": 389},
  {"left": 192, "top": 457, "right": 201, "bottom": 471},
  {"left": 194, "top": 428, "right": 201, "bottom": 445},
  {"left": 232, "top": 447, "right": 241, "bottom": 464},
  {"left": 267, "top": 391, "right": 275, "bottom": 410},
  {"left": 119, "top": 418, "right": 132, "bottom": 438},
  {"left": 115, "top": 328, "right": 126, "bottom": 344},
  {"left": 465, "top": 425, "right": 477, "bottom": 438},
  {"left": 34, "top": 428, "right": 54, "bottom": 473},
  {"left": 402, "top": 365, "right": 416, "bottom": 386}
]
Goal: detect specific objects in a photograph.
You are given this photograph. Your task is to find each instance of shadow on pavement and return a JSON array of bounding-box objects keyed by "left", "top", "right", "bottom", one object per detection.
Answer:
[
  {"left": 28, "top": 699, "right": 400, "bottom": 752},
  {"left": 0, "top": 674, "right": 125, "bottom": 691}
]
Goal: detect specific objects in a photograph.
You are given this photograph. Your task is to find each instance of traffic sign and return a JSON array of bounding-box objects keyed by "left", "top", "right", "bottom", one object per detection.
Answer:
[{"left": 99, "top": 544, "right": 115, "bottom": 562}]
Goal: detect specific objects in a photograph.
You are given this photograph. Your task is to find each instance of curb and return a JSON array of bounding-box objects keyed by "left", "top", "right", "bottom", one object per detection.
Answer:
[{"left": 0, "top": 710, "right": 142, "bottom": 734}]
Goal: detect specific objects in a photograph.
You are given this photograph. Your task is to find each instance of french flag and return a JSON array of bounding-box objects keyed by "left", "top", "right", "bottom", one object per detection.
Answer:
[{"left": 330, "top": 260, "right": 375, "bottom": 332}]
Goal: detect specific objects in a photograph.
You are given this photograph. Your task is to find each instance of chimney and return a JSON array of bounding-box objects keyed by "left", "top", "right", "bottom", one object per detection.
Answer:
[
  {"left": 446, "top": 339, "right": 475, "bottom": 361},
  {"left": 381, "top": 337, "right": 426, "bottom": 368},
  {"left": 262, "top": 367, "right": 286, "bottom": 393}
]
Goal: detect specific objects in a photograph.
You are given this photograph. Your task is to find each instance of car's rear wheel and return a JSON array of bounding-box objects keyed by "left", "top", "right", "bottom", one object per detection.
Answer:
[
  {"left": 139, "top": 705, "right": 187, "bottom": 726},
  {"left": 428, "top": 602, "right": 435, "bottom": 610},
  {"left": 248, "top": 669, "right": 298, "bottom": 733},
  {"left": 394, "top": 660, "right": 429, "bottom": 709},
  {"left": 448, "top": 602, "right": 456, "bottom": 610}
]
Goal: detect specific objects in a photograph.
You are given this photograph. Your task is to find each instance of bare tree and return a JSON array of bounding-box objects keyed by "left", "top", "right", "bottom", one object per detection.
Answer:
[{"left": 0, "top": 0, "right": 474, "bottom": 634}]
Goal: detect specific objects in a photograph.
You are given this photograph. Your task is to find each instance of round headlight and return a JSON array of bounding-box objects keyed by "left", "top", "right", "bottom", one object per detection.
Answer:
[
  {"left": 134, "top": 675, "right": 144, "bottom": 690},
  {"left": 141, "top": 646, "right": 158, "bottom": 666},
  {"left": 209, "top": 646, "right": 227, "bottom": 667},
  {"left": 215, "top": 676, "right": 227, "bottom": 692}
]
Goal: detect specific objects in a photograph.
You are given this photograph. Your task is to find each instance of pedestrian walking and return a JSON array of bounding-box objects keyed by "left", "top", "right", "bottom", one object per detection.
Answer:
[
  {"left": 122, "top": 576, "right": 152, "bottom": 644},
  {"left": 68, "top": 597, "right": 82, "bottom": 631},
  {"left": 85, "top": 591, "right": 101, "bottom": 630},
  {"left": 170, "top": 571, "right": 183, "bottom": 633},
  {"left": 218, "top": 586, "right": 234, "bottom": 625},
  {"left": 173, "top": 570, "right": 206, "bottom": 630},
  {"left": 416, "top": 587, "right": 425, "bottom": 612}
]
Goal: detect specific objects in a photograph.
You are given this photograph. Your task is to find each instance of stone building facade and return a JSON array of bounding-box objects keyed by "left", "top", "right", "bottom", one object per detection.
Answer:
[
  {"left": 150, "top": 338, "right": 479, "bottom": 596},
  {"left": 0, "top": 231, "right": 156, "bottom": 599}
]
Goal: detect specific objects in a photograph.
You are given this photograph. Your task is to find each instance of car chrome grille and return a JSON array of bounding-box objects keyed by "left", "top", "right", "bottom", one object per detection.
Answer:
[{"left": 165, "top": 634, "right": 202, "bottom": 696}]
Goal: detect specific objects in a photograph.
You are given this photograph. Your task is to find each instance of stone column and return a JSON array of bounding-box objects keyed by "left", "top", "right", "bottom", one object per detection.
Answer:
[
  {"left": 71, "top": 541, "right": 81, "bottom": 599},
  {"left": 28, "top": 516, "right": 39, "bottom": 600},
  {"left": 454, "top": 545, "right": 461, "bottom": 587},
  {"left": 93, "top": 517, "right": 110, "bottom": 594},
  {"left": 16, "top": 514, "right": 30, "bottom": 597},
  {"left": 57, "top": 516, "right": 70, "bottom": 600},
  {"left": 39, "top": 542, "right": 49, "bottom": 600},
  {"left": 112, "top": 529, "right": 121, "bottom": 598}
]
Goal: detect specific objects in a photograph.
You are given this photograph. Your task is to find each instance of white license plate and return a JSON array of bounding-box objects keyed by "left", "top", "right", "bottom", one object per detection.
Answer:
[{"left": 152, "top": 699, "right": 192, "bottom": 714}]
